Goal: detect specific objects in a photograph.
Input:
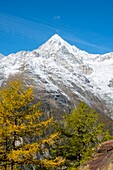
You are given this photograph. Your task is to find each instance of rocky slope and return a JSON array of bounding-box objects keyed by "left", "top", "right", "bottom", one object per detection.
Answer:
[
  {"left": 79, "top": 140, "right": 113, "bottom": 170},
  {"left": 0, "top": 34, "right": 113, "bottom": 117}
]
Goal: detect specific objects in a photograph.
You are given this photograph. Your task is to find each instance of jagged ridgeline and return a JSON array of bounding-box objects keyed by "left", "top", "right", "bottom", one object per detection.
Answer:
[{"left": 0, "top": 34, "right": 113, "bottom": 118}]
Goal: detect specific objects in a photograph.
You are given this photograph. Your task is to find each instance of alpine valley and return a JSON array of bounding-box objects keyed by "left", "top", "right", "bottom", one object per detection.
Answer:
[{"left": 0, "top": 34, "right": 113, "bottom": 118}]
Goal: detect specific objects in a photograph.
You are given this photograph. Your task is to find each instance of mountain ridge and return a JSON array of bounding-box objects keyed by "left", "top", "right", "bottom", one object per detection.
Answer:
[
  {"left": 1, "top": 34, "right": 113, "bottom": 57},
  {"left": 0, "top": 34, "right": 113, "bottom": 117}
]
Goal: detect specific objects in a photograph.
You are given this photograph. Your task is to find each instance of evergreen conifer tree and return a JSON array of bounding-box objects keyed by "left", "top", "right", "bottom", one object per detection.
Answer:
[
  {"left": 52, "top": 102, "right": 111, "bottom": 169},
  {"left": 0, "top": 81, "right": 64, "bottom": 170}
]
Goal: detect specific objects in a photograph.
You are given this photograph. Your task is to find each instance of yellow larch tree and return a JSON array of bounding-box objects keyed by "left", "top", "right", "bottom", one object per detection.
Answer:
[{"left": 0, "top": 81, "right": 64, "bottom": 170}]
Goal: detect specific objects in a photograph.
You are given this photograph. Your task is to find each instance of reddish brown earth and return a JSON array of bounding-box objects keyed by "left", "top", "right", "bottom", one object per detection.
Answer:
[{"left": 79, "top": 140, "right": 113, "bottom": 170}]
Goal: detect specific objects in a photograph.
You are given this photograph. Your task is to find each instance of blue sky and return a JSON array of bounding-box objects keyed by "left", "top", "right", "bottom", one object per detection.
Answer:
[{"left": 0, "top": 0, "right": 113, "bottom": 55}]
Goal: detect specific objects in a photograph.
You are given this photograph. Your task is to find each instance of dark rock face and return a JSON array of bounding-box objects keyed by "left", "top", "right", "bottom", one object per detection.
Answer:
[
  {"left": 108, "top": 79, "right": 113, "bottom": 88},
  {"left": 79, "top": 140, "right": 113, "bottom": 170}
]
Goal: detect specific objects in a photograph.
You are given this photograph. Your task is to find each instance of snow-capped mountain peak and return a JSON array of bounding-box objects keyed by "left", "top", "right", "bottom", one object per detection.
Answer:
[
  {"left": 0, "top": 34, "right": 113, "bottom": 117},
  {"left": 35, "top": 34, "right": 81, "bottom": 57},
  {"left": 36, "top": 34, "right": 100, "bottom": 62},
  {"left": 49, "top": 34, "right": 65, "bottom": 42}
]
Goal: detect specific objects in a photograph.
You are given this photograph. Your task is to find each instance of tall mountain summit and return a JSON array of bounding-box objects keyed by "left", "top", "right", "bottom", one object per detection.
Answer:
[{"left": 0, "top": 34, "right": 113, "bottom": 117}]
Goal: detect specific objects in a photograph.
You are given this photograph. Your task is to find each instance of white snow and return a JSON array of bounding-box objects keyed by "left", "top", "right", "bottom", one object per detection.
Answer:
[{"left": 0, "top": 34, "right": 113, "bottom": 109}]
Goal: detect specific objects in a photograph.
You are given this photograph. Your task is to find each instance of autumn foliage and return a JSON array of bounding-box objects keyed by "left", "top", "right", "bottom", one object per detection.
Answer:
[{"left": 0, "top": 81, "right": 64, "bottom": 170}]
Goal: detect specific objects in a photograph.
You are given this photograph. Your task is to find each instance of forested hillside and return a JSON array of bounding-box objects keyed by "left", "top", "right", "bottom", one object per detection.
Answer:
[{"left": 0, "top": 81, "right": 112, "bottom": 170}]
